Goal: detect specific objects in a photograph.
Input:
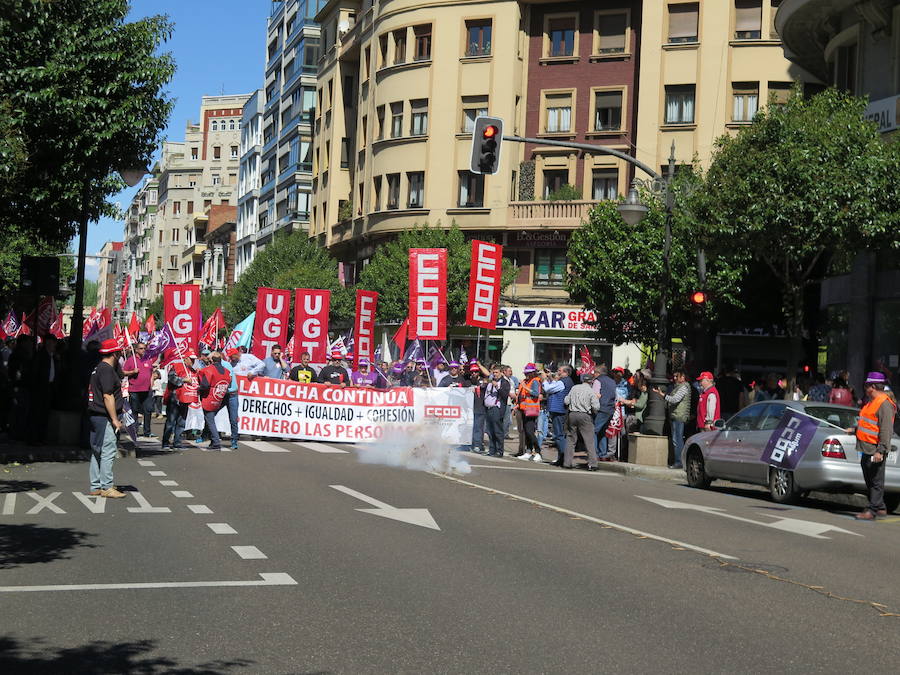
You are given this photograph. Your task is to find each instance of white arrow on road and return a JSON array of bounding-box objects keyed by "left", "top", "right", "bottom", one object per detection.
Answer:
[
  {"left": 637, "top": 496, "right": 862, "bottom": 540},
  {"left": 329, "top": 485, "right": 440, "bottom": 530}
]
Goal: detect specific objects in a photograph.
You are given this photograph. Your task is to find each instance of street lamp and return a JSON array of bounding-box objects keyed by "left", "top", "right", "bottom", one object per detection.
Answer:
[{"left": 616, "top": 142, "right": 697, "bottom": 436}]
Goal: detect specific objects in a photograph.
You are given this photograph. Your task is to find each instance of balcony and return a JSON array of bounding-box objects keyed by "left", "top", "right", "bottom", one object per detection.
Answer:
[{"left": 507, "top": 200, "right": 598, "bottom": 229}]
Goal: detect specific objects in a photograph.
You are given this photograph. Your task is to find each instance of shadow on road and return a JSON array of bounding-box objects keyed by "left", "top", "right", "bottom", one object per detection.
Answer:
[
  {"left": 0, "top": 637, "right": 255, "bottom": 674},
  {"left": 0, "top": 524, "right": 95, "bottom": 570},
  {"left": 0, "top": 480, "right": 51, "bottom": 493}
]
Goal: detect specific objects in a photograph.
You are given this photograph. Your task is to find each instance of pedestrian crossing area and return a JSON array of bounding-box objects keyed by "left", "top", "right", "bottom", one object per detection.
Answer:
[{"left": 240, "top": 440, "right": 350, "bottom": 454}]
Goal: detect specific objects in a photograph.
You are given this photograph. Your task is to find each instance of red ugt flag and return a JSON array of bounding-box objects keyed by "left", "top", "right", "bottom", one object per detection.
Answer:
[
  {"left": 251, "top": 287, "right": 291, "bottom": 359},
  {"left": 409, "top": 248, "right": 447, "bottom": 341},
  {"left": 294, "top": 289, "right": 330, "bottom": 364},
  {"left": 163, "top": 284, "right": 201, "bottom": 352}
]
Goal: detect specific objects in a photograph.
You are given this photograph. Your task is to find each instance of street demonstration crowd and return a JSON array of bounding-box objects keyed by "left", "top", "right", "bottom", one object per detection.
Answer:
[{"left": 3, "top": 331, "right": 897, "bottom": 499}]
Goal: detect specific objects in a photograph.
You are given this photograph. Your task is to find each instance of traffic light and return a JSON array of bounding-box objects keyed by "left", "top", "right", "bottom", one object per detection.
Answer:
[
  {"left": 20, "top": 256, "right": 60, "bottom": 297},
  {"left": 690, "top": 290, "right": 708, "bottom": 306},
  {"left": 470, "top": 116, "right": 504, "bottom": 175}
]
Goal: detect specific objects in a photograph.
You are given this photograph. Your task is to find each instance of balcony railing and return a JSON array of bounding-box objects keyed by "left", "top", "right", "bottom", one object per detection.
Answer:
[{"left": 508, "top": 200, "right": 598, "bottom": 225}]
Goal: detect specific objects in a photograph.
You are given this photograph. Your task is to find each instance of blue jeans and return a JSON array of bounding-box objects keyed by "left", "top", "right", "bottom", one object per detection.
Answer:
[
  {"left": 162, "top": 399, "right": 188, "bottom": 447},
  {"left": 550, "top": 411, "right": 567, "bottom": 458},
  {"left": 203, "top": 408, "right": 222, "bottom": 448},
  {"left": 471, "top": 410, "right": 485, "bottom": 450},
  {"left": 89, "top": 415, "right": 118, "bottom": 490},
  {"left": 594, "top": 409, "right": 613, "bottom": 457},
  {"left": 537, "top": 409, "right": 549, "bottom": 447},
  {"left": 225, "top": 392, "right": 239, "bottom": 446},
  {"left": 485, "top": 407, "right": 505, "bottom": 456},
  {"left": 671, "top": 419, "right": 685, "bottom": 466}
]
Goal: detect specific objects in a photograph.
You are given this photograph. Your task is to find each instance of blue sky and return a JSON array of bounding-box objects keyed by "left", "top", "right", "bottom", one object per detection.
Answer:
[{"left": 86, "top": 0, "right": 271, "bottom": 278}]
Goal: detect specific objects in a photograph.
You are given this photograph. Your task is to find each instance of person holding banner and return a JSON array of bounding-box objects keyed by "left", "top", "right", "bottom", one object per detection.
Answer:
[
  {"left": 320, "top": 351, "right": 350, "bottom": 386},
  {"left": 351, "top": 358, "right": 378, "bottom": 388},
  {"left": 851, "top": 372, "right": 897, "bottom": 520},
  {"left": 86, "top": 339, "right": 127, "bottom": 498},
  {"left": 438, "top": 362, "right": 469, "bottom": 388},
  {"left": 262, "top": 344, "right": 289, "bottom": 380},
  {"left": 233, "top": 346, "right": 266, "bottom": 379},
  {"left": 288, "top": 351, "right": 318, "bottom": 384},
  {"left": 197, "top": 352, "right": 231, "bottom": 451}
]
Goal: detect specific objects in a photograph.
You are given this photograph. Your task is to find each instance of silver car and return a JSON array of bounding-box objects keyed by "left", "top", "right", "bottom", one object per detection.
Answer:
[{"left": 682, "top": 400, "right": 900, "bottom": 511}]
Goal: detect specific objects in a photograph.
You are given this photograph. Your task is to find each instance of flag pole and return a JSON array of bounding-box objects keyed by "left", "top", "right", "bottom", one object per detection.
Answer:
[{"left": 476, "top": 328, "right": 482, "bottom": 360}]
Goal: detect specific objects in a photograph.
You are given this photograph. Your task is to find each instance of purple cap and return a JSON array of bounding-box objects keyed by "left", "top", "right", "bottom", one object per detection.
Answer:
[
  {"left": 865, "top": 371, "right": 888, "bottom": 384},
  {"left": 449, "top": 361, "right": 460, "bottom": 368},
  {"left": 391, "top": 363, "right": 404, "bottom": 374}
]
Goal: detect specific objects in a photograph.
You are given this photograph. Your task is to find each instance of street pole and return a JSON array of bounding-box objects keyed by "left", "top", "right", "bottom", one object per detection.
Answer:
[{"left": 70, "top": 179, "right": 91, "bottom": 355}]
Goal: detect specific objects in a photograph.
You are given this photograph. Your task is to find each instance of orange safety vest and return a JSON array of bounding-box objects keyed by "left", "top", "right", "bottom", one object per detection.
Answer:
[
  {"left": 517, "top": 377, "right": 542, "bottom": 415},
  {"left": 856, "top": 392, "right": 895, "bottom": 446}
]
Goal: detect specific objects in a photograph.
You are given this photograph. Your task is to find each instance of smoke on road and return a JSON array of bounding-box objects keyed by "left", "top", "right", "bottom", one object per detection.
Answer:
[{"left": 358, "top": 422, "right": 471, "bottom": 475}]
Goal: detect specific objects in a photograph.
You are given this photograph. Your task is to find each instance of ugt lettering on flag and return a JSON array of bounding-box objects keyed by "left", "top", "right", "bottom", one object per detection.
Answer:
[{"left": 409, "top": 248, "right": 447, "bottom": 341}]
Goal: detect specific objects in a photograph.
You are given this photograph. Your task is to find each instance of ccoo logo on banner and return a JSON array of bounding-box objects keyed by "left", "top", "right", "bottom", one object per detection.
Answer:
[
  {"left": 465, "top": 240, "right": 503, "bottom": 330},
  {"left": 759, "top": 410, "right": 819, "bottom": 470},
  {"left": 409, "top": 248, "right": 447, "bottom": 340},
  {"left": 354, "top": 290, "right": 378, "bottom": 369}
]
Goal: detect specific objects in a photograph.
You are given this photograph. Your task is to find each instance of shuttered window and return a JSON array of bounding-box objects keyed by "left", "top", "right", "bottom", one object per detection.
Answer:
[
  {"left": 734, "top": 0, "right": 762, "bottom": 39},
  {"left": 668, "top": 4, "right": 699, "bottom": 43}
]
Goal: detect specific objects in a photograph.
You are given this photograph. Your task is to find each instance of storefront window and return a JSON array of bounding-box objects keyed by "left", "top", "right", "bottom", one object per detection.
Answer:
[
  {"left": 533, "top": 342, "right": 612, "bottom": 370},
  {"left": 873, "top": 300, "right": 900, "bottom": 376}
]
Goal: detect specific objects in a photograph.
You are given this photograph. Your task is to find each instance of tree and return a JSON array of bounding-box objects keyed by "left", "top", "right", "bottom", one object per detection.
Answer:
[
  {"left": 224, "top": 230, "right": 352, "bottom": 327},
  {"left": 567, "top": 195, "right": 744, "bottom": 347},
  {"left": 0, "top": 227, "right": 76, "bottom": 306},
  {"left": 0, "top": 0, "right": 174, "bottom": 246},
  {"left": 544, "top": 184, "right": 582, "bottom": 201},
  {"left": 357, "top": 223, "right": 517, "bottom": 326},
  {"left": 693, "top": 87, "right": 900, "bottom": 382}
]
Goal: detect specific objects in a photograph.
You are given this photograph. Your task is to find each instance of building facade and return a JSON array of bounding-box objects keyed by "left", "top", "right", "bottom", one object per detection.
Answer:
[
  {"left": 202, "top": 205, "right": 238, "bottom": 295},
  {"left": 778, "top": 0, "right": 900, "bottom": 388},
  {"left": 123, "top": 175, "right": 159, "bottom": 316},
  {"left": 236, "top": 89, "right": 263, "bottom": 279},
  {"left": 96, "top": 241, "right": 124, "bottom": 317}
]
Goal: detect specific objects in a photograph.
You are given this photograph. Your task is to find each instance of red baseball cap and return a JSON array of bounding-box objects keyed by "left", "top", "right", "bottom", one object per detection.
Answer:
[
  {"left": 225, "top": 348, "right": 239, "bottom": 358},
  {"left": 330, "top": 350, "right": 343, "bottom": 359},
  {"left": 98, "top": 338, "right": 120, "bottom": 354},
  {"left": 697, "top": 371, "right": 714, "bottom": 381}
]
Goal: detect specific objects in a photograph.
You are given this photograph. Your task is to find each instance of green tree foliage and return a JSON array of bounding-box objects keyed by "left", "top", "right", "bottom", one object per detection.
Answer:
[
  {"left": 358, "top": 224, "right": 517, "bottom": 325},
  {"left": 0, "top": 228, "right": 76, "bottom": 305},
  {"left": 0, "top": 0, "right": 174, "bottom": 287},
  {"left": 567, "top": 195, "right": 744, "bottom": 346},
  {"left": 545, "top": 184, "right": 582, "bottom": 201},
  {"left": 224, "top": 231, "right": 352, "bottom": 327},
  {"left": 693, "top": 87, "right": 900, "bottom": 376},
  {"left": 82, "top": 279, "right": 99, "bottom": 308}
]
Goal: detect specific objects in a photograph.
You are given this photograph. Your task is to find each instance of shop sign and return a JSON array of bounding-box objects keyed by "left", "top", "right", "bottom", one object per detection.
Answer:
[
  {"left": 496, "top": 306, "right": 596, "bottom": 332},
  {"left": 509, "top": 230, "right": 568, "bottom": 248},
  {"left": 864, "top": 95, "right": 900, "bottom": 134}
]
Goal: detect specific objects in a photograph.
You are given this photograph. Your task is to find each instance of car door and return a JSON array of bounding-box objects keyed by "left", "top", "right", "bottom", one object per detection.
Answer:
[
  {"left": 736, "top": 402, "right": 790, "bottom": 484},
  {"left": 706, "top": 404, "right": 767, "bottom": 480}
]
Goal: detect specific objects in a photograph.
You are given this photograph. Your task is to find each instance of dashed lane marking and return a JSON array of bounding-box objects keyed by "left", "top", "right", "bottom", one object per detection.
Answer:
[
  {"left": 187, "top": 504, "right": 213, "bottom": 514},
  {"left": 171, "top": 491, "right": 194, "bottom": 499},
  {"left": 298, "top": 442, "right": 349, "bottom": 454},
  {"left": 232, "top": 545, "right": 267, "bottom": 560},
  {"left": 242, "top": 441, "right": 291, "bottom": 453},
  {"left": 148, "top": 471, "right": 167, "bottom": 477},
  {"left": 137, "top": 460, "right": 156, "bottom": 467},
  {"left": 207, "top": 523, "right": 237, "bottom": 535},
  {"left": 0, "top": 572, "right": 298, "bottom": 593},
  {"left": 159, "top": 480, "right": 179, "bottom": 487}
]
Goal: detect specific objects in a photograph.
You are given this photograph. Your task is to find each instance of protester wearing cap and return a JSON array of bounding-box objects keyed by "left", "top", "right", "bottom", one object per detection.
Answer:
[
  {"left": 851, "top": 372, "right": 897, "bottom": 520},
  {"left": 696, "top": 371, "right": 720, "bottom": 432},
  {"left": 319, "top": 351, "right": 350, "bottom": 387},
  {"left": 351, "top": 358, "right": 378, "bottom": 388},
  {"left": 86, "top": 339, "right": 127, "bottom": 498},
  {"left": 514, "top": 363, "right": 544, "bottom": 462},
  {"left": 438, "top": 361, "right": 469, "bottom": 388}
]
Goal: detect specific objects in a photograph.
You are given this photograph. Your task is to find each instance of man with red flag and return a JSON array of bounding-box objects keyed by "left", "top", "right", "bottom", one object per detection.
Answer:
[
  {"left": 161, "top": 350, "right": 198, "bottom": 450},
  {"left": 197, "top": 351, "right": 232, "bottom": 451}
]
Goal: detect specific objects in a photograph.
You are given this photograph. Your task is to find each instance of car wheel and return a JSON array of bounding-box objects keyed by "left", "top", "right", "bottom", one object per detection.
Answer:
[
  {"left": 685, "top": 448, "right": 711, "bottom": 489},
  {"left": 769, "top": 468, "right": 800, "bottom": 504},
  {"left": 884, "top": 494, "right": 900, "bottom": 515}
]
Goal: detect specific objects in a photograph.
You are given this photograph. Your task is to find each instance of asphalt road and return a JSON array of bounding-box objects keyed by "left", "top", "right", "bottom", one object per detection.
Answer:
[{"left": 2, "top": 430, "right": 899, "bottom": 674}]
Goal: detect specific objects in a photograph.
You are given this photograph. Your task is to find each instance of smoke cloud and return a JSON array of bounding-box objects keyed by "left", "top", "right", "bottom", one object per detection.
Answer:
[{"left": 358, "top": 422, "right": 471, "bottom": 475}]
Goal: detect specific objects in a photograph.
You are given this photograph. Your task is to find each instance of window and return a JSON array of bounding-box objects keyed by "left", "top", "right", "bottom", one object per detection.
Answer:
[
  {"left": 544, "top": 92, "right": 573, "bottom": 133},
  {"left": 543, "top": 169, "right": 568, "bottom": 198},
  {"left": 376, "top": 105, "right": 385, "bottom": 139},
  {"left": 461, "top": 96, "right": 489, "bottom": 132},
  {"left": 187, "top": 201, "right": 194, "bottom": 214},
  {"left": 466, "top": 20, "right": 492, "bottom": 57},
  {"left": 410, "top": 99, "right": 428, "bottom": 135},
  {"left": 769, "top": 0, "right": 782, "bottom": 38},
  {"left": 169, "top": 255, "right": 178, "bottom": 269},
  {"left": 343, "top": 75, "right": 354, "bottom": 107},
  {"left": 407, "top": 171, "right": 424, "bottom": 207},
  {"left": 734, "top": 0, "right": 762, "bottom": 40},
  {"left": 664, "top": 85, "right": 695, "bottom": 124},
  {"left": 360, "top": 115, "right": 368, "bottom": 146},
  {"left": 833, "top": 43, "right": 857, "bottom": 93},
  {"left": 158, "top": 230, "right": 163, "bottom": 244},
  {"left": 189, "top": 178, "right": 197, "bottom": 187},
  {"left": 767, "top": 81, "right": 792, "bottom": 106},
  {"left": 594, "top": 91, "right": 623, "bottom": 131},
  {"left": 394, "top": 29, "right": 407, "bottom": 64},
  {"left": 171, "top": 228, "right": 179, "bottom": 243},
  {"left": 204, "top": 199, "right": 212, "bottom": 209},
  {"left": 230, "top": 145, "right": 238, "bottom": 159},
  {"left": 172, "top": 201, "right": 181, "bottom": 215},
  {"left": 668, "top": 3, "right": 699, "bottom": 43},
  {"left": 228, "top": 173, "right": 236, "bottom": 185},
  {"left": 229, "top": 119, "right": 236, "bottom": 130},
  {"left": 386, "top": 173, "right": 400, "bottom": 209},
  {"left": 457, "top": 171, "right": 484, "bottom": 207},
  {"left": 379, "top": 34, "right": 388, "bottom": 67},
  {"left": 414, "top": 25, "right": 431, "bottom": 61},
  {"left": 547, "top": 17, "right": 576, "bottom": 58},
  {"left": 211, "top": 120, "right": 218, "bottom": 131},
  {"left": 340, "top": 138, "right": 350, "bottom": 169},
  {"left": 596, "top": 11, "right": 628, "bottom": 54},
  {"left": 373, "top": 176, "right": 382, "bottom": 210},
  {"left": 592, "top": 170, "right": 618, "bottom": 200},
  {"left": 390, "top": 102, "right": 403, "bottom": 138},
  {"left": 213, "top": 146, "right": 221, "bottom": 159},
  {"left": 534, "top": 249, "right": 567, "bottom": 287},
  {"left": 732, "top": 82, "right": 759, "bottom": 121},
  {"left": 156, "top": 256, "right": 162, "bottom": 269},
  {"left": 724, "top": 405, "right": 765, "bottom": 430},
  {"left": 191, "top": 147, "right": 198, "bottom": 160},
  {"left": 364, "top": 46, "right": 371, "bottom": 79}
]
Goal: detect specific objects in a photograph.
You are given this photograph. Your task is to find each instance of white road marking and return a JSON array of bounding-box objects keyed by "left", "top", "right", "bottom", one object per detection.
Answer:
[
  {"left": 466, "top": 453, "right": 511, "bottom": 463},
  {"left": 0, "top": 572, "right": 297, "bottom": 593},
  {"left": 148, "top": 471, "right": 167, "bottom": 477},
  {"left": 25, "top": 492, "right": 65, "bottom": 514},
  {"left": 126, "top": 491, "right": 171, "bottom": 513},
  {"left": 171, "top": 491, "right": 194, "bottom": 499},
  {"left": 2, "top": 493, "right": 16, "bottom": 515},
  {"left": 431, "top": 473, "right": 736, "bottom": 559},
  {"left": 207, "top": 523, "right": 237, "bottom": 535},
  {"left": 242, "top": 441, "right": 291, "bottom": 453},
  {"left": 232, "top": 545, "right": 267, "bottom": 560},
  {"left": 330, "top": 484, "right": 440, "bottom": 530},
  {"left": 71, "top": 492, "right": 106, "bottom": 514},
  {"left": 469, "top": 464, "right": 610, "bottom": 474},
  {"left": 137, "top": 460, "right": 156, "bottom": 466},
  {"left": 159, "top": 480, "right": 179, "bottom": 487},
  {"left": 299, "top": 442, "right": 349, "bottom": 454},
  {"left": 187, "top": 504, "right": 213, "bottom": 514},
  {"left": 637, "top": 496, "right": 863, "bottom": 540}
]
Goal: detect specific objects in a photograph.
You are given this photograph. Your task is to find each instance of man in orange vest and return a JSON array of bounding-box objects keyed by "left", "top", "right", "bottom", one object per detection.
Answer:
[{"left": 853, "top": 372, "right": 896, "bottom": 520}]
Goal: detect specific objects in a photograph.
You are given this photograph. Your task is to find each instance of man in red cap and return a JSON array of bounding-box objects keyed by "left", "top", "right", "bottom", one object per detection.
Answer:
[
  {"left": 319, "top": 350, "right": 350, "bottom": 387},
  {"left": 86, "top": 339, "right": 127, "bottom": 498},
  {"left": 696, "top": 371, "right": 720, "bottom": 432}
]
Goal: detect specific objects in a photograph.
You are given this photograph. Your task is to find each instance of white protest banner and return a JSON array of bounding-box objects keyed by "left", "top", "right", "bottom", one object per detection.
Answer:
[{"left": 236, "top": 377, "right": 473, "bottom": 445}]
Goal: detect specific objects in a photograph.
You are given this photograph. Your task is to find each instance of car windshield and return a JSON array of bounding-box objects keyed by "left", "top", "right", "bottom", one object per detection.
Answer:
[{"left": 804, "top": 406, "right": 858, "bottom": 430}]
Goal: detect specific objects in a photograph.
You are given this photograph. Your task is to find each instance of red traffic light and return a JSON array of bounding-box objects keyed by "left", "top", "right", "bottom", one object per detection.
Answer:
[
  {"left": 482, "top": 125, "right": 499, "bottom": 139},
  {"left": 691, "top": 291, "right": 707, "bottom": 305}
]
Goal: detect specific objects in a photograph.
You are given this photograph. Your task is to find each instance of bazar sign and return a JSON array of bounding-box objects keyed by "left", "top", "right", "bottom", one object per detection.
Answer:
[
  {"left": 496, "top": 307, "right": 596, "bottom": 332},
  {"left": 864, "top": 95, "right": 900, "bottom": 134}
]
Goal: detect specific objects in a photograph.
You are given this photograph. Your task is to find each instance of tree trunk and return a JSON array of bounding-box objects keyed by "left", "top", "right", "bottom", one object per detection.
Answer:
[{"left": 784, "top": 284, "right": 805, "bottom": 399}]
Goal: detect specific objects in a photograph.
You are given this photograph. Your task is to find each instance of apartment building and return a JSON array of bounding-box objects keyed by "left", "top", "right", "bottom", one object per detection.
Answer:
[
  {"left": 123, "top": 175, "right": 159, "bottom": 316},
  {"left": 234, "top": 0, "right": 323, "bottom": 281},
  {"left": 634, "top": 0, "right": 818, "bottom": 173},
  {"left": 96, "top": 241, "right": 125, "bottom": 317}
]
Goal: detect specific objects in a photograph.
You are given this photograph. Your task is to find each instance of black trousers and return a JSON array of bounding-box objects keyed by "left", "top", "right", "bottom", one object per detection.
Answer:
[
  {"left": 861, "top": 453, "right": 887, "bottom": 512},
  {"left": 485, "top": 407, "right": 505, "bottom": 456},
  {"left": 130, "top": 390, "right": 153, "bottom": 435}
]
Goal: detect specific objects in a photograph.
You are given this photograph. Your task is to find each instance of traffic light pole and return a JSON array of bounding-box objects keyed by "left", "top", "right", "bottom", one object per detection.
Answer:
[{"left": 503, "top": 136, "right": 662, "bottom": 180}]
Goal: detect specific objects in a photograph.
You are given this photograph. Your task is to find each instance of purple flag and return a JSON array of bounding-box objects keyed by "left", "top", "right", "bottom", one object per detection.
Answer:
[
  {"left": 427, "top": 344, "right": 448, "bottom": 369},
  {"left": 144, "top": 324, "right": 176, "bottom": 360},
  {"left": 759, "top": 410, "right": 819, "bottom": 470},
  {"left": 403, "top": 339, "right": 424, "bottom": 364}
]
